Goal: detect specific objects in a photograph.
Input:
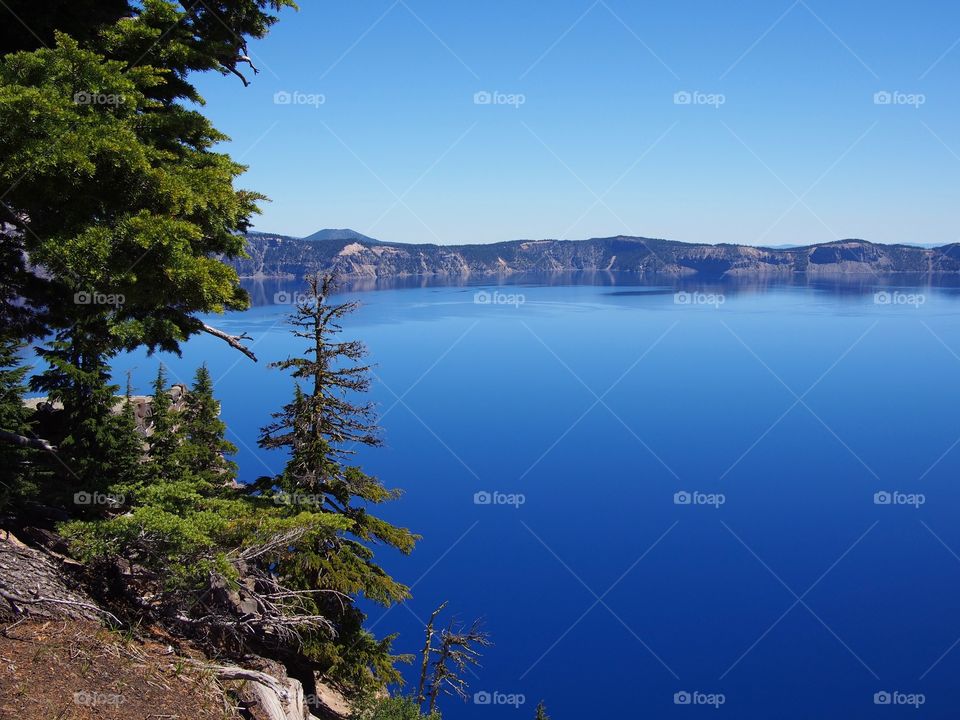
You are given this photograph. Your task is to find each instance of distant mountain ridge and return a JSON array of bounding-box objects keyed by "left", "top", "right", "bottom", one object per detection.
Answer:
[{"left": 234, "top": 230, "right": 960, "bottom": 279}]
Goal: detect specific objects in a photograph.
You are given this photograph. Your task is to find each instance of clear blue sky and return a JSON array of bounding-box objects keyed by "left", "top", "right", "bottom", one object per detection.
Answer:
[{"left": 195, "top": 0, "right": 960, "bottom": 246}]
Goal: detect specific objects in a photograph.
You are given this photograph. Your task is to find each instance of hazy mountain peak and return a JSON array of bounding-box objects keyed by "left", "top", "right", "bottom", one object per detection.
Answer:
[{"left": 302, "top": 228, "right": 378, "bottom": 243}]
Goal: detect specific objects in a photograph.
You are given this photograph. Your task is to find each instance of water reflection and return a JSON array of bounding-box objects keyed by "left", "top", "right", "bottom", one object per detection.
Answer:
[{"left": 241, "top": 272, "right": 960, "bottom": 306}]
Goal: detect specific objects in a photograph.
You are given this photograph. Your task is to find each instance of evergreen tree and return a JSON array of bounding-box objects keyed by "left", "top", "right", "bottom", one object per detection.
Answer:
[
  {"left": 179, "top": 363, "right": 237, "bottom": 486},
  {"left": 256, "top": 273, "right": 418, "bottom": 689},
  {"left": 258, "top": 273, "right": 418, "bottom": 583},
  {"left": 145, "top": 365, "right": 184, "bottom": 482},
  {"left": 29, "top": 319, "right": 122, "bottom": 495},
  {"left": 109, "top": 373, "right": 147, "bottom": 493},
  {"left": 0, "top": 1, "right": 294, "bottom": 354},
  {"left": 1, "top": 2, "right": 294, "bottom": 464},
  {"left": 534, "top": 701, "right": 551, "bottom": 720},
  {"left": 0, "top": 337, "right": 30, "bottom": 450},
  {"left": 0, "top": 336, "right": 35, "bottom": 508},
  {"left": 363, "top": 696, "right": 442, "bottom": 720}
]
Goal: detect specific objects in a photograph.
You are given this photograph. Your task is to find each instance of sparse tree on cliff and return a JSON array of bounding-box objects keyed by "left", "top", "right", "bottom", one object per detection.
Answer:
[
  {"left": 256, "top": 272, "right": 418, "bottom": 689},
  {"left": 420, "top": 607, "right": 491, "bottom": 715}
]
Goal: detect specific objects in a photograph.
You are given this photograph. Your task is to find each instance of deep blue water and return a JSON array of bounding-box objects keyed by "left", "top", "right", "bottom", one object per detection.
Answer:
[{"left": 110, "top": 275, "right": 960, "bottom": 719}]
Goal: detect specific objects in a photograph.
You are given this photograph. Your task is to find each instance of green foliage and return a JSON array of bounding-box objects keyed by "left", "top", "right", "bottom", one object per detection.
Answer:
[
  {"left": 144, "top": 365, "right": 185, "bottom": 483},
  {"left": 55, "top": 360, "right": 405, "bottom": 700},
  {"left": 178, "top": 364, "right": 238, "bottom": 485},
  {"left": 0, "top": 3, "right": 425, "bottom": 708},
  {"left": 258, "top": 274, "right": 419, "bottom": 579},
  {"left": 0, "top": 3, "right": 286, "bottom": 488},
  {"left": 0, "top": 338, "right": 30, "bottom": 446},
  {"left": 534, "top": 701, "right": 551, "bottom": 720},
  {"left": 62, "top": 485, "right": 348, "bottom": 592},
  {"left": 60, "top": 363, "right": 347, "bottom": 592},
  {"left": 0, "top": 33, "right": 258, "bottom": 354},
  {"left": 29, "top": 320, "right": 127, "bottom": 494},
  {"left": 111, "top": 374, "right": 148, "bottom": 490},
  {"left": 255, "top": 274, "right": 419, "bottom": 692},
  {"left": 0, "top": 0, "right": 297, "bottom": 103},
  {"left": 0, "top": 336, "right": 37, "bottom": 508},
  {"left": 357, "top": 696, "right": 441, "bottom": 720}
]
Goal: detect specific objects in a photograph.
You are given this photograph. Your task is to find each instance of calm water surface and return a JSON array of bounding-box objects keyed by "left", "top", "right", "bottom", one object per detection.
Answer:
[{"left": 110, "top": 275, "right": 960, "bottom": 719}]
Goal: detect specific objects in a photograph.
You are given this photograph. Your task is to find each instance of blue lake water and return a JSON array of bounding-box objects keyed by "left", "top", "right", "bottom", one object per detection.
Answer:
[{"left": 111, "top": 275, "right": 960, "bottom": 719}]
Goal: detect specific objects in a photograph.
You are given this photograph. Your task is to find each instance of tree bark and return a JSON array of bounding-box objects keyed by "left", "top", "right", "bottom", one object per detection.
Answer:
[
  {"left": 417, "top": 601, "right": 447, "bottom": 705},
  {"left": 199, "top": 322, "right": 258, "bottom": 361},
  {"left": 203, "top": 664, "right": 323, "bottom": 720}
]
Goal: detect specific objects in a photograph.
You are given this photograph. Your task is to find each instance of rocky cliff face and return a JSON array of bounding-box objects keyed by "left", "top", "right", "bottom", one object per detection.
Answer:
[{"left": 230, "top": 232, "right": 960, "bottom": 279}]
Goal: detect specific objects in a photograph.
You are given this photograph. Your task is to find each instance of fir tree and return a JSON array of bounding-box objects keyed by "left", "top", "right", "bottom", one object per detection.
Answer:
[
  {"left": 30, "top": 319, "right": 122, "bottom": 495},
  {"left": 534, "top": 701, "right": 551, "bottom": 720},
  {"left": 0, "top": 337, "right": 30, "bottom": 450},
  {"left": 179, "top": 363, "right": 237, "bottom": 486},
  {"left": 1, "top": 1, "right": 293, "bottom": 465},
  {"left": 258, "top": 273, "right": 418, "bottom": 586},
  {"left": 0, "top": 336, "right": 35, "bottom": 508},
  {"left": 145, "top": 365, "right": 184, "bottom": 482},
  {"left": 109, "top": 372, "right": 147, "bottom": 494},
  {"left": 256, "top": 273, "right": 419, "bottom": 689}
]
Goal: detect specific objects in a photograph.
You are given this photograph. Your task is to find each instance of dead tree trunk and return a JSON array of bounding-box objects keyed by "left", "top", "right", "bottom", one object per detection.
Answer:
[{"left": 417, "top": 601, "right": 447, "bottom": 706}]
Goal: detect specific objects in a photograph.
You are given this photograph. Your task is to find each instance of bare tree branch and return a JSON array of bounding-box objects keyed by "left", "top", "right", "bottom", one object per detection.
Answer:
[
  {"left": 0, "top": 429, "right": 56, "bottom": 452},
  {"left": 0, "top": 584, "right": 120, "bottom": 626},
  {"left": 199, "top": 322, "right": 258, "bottom": 361}
]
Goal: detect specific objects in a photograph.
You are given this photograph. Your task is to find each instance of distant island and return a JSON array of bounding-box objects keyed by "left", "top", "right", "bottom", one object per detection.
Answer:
[{"left": 232, "top": 230, "right": 960, "bottom": 279}]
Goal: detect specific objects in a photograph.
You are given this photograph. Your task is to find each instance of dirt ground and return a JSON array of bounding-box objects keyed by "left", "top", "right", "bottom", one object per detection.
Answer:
[{"left": 0, "top": 619, "right": 237, "bottom": 720}]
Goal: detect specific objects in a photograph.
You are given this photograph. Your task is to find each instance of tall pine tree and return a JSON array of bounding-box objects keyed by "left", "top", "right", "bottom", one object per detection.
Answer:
[
  {"left": 256, "top": 272, "right": 418, "bottom": 691},
  {"left": 258, "top": 273, "right": 417, "bottom": 588}
]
